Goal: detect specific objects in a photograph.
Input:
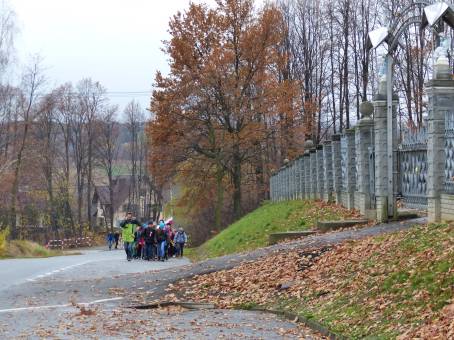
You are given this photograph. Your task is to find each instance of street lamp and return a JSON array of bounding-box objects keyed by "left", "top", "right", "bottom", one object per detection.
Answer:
[{"left": 367, "top": 1, "right": 454, "bottom": 218}]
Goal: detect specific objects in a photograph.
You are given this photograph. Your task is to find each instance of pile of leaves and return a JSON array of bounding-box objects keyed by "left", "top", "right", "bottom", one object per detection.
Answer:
[
  {"left": 166, "top": 250, "right": 305, "bottom": 308},
  {"left": 297, "top": 247, "right": 332, "bottom": 271},
  {"left": 165, "top": 223, "right": 454, "bottom": 338},
  {"left": 401, "top": 300, "right": 454, "bottom": 339}
]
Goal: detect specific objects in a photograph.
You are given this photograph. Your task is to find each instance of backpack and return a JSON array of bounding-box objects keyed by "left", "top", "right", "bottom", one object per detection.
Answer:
[{"left": 175, "top": 231, "right": 185, "bottom": 243}]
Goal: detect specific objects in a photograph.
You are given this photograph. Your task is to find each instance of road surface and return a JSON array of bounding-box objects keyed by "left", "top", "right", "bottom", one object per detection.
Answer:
[
  {"left": 0, "top": 248, "right": 318, "bottom": 339},
  {"left": 0, "top": 248, "right": 189, "bottom": 292},
  {"left": 0, "top": 248, "right": 192, "bottom": 338}
]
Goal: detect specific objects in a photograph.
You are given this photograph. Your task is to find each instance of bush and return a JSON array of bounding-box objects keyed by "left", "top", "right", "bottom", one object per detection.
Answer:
[{"left": 0, "top": 228, "right": 9, "bottom": 257}]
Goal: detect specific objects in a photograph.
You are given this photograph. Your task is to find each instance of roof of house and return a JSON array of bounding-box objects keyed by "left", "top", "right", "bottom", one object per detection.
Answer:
[{"left": 94, "top": 176, "right": 132, "bottom": 212}]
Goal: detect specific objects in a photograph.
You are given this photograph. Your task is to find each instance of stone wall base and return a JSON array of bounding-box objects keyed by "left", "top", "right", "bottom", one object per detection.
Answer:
[
  {"left": 323, "top": 192, "right": 333, "bottom": 203},
  {"left": 440, "top": 194, "right": 454, "bottom": 221},
  {"left": 428, "top": 197, "right": 441, "bottom": 223},
  {"left": 341, "top": 192, "right": 356, "bottom": 210},
  {"left": 354, "top": 192, "right": 371, "bottom": 215},
  {"left": 341, "top": 192, "right": 348, "bottom": 208},
  {"left": 334, "top": 192, "right": 342, "bottom": 205},
  {"left": 376, "top": 196, "right": 388, "bottom": 222}
]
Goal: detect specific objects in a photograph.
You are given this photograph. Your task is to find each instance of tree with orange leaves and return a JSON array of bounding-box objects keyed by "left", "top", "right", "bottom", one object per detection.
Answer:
[{"left": 149, "top": 0, "right": 299, "bottom": 221}]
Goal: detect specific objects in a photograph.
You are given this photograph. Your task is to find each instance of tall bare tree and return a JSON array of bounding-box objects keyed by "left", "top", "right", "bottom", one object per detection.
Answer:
[
  {"left": 77, "top": 78, "right": 106, "bottom": 230},
  {"left": 125, "top": 100, "right": 144, "bottom": 216},
  {"left": 95, "top": 105, "right": 120, "bottom": 231},
  {"left": 10, "top": 59, "right": 45, "bottom": 238}
]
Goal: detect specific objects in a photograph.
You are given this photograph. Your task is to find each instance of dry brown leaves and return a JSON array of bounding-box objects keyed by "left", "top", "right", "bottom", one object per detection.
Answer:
[
  {"left": 401, "top": 301, "right": 454, "bottom": 339},
  {"left": 165, "top": 250, "right": 306, "bottom": 308},
  {"left": 164, "top": 224, "right": 452, "bottom": 338}
]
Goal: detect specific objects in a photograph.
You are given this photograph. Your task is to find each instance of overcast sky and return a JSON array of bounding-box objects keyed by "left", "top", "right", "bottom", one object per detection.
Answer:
[{"left": 11, "top": 0, "right": 215, "bottom": 116}]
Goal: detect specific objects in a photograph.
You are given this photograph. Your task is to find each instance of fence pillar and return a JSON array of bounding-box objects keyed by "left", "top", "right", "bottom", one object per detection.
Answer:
[
  {"left": 427, "top": 76, "right": 454, "bottom": 222},
  {"left": 286, "top": 164, "right": 290, "bottom": 200},
  {"left": 276, "top": 171, "right": 280, "bottom": 201},
  {"left": 297, "top": 157, "right": 304, "bottom": 199},
  {"left": 331, "top": 134, "right": 342, "bottom": 204},
  {"left": 289, "top": 162, "right": 294, "bottom": 200},
  {"left": 310, "top": 149, "right": 317, "bottom": 199},
  {"left": 323, "top": 140, "right": 333, "bottom": 202},
  {"left": 294, "top": 160, "right": 298, "bottom": 199},
  {"left": 355, "top": 104, "right": 374, "bottom": 215},
  {"left": 373, "top": 91, "right": 398, "bottom": 222},
  {"left": 280, "top": 169, "right": 284, "bottom": 201},
  {"left": 296, "top": 158, "right": 301, "bottom": 199},
  {"left": 344, "top": 129, "right": 356, "bottom": 209},
  {"left": 304, "top": 151, "right": 311, "bottom": 199},
  {"left": 316, "top": 145, "right": 325, "bottom": 200},
  {"left": 278, "top": 167, "right": 283, "bottom": 201}
]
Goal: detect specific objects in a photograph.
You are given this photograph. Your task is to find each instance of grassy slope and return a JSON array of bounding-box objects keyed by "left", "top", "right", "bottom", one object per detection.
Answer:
[
  {"left": 0, "top": 240, "right": 62, "bottom": 259},
  {"left": 188, "top": 200, "right": 358, "bottom": 260},
  {"left": 176, "top": 219, "right": 454, "bottom": 338},
  {"left": 275, "top": 222, "right": 454, "bottom": 338}
]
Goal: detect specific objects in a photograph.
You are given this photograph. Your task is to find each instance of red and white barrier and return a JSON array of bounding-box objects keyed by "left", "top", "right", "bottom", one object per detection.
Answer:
[{"left": 45, "top": 237, "right": 92, "bottom": 249}]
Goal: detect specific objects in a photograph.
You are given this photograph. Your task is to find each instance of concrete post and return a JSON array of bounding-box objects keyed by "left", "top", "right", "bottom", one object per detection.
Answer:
[
  {"left": 294, "top": 160, "right": 299, "bottom": 199},
  {"left": 295, "top": 157, "right": 301, "bottom": 199},
  {"left": 304, "top": 152, "right": 310, "bottom": 200},
  {"left": 285, "top": 166, "right": 290, "bottom": 200},
  {"left": 297, "top": 157, "right": 303, "bottom": 199},
  {"left": 344, "top": 129, "right": 356, "bottom": 209},
  {"left": 355, "top": 112, "right": 374, "bottom": 215},
  {"left": 310, "top": 149, "right": 317, "bottom": 199},
  {"left": 280, "top": 169, "right": 284, "bottom": 201},
  {"left": 331, "top": 134, "right": 342, "bottom": 204},
  {"left": 276, "top": 170, "right": 281, "bottom": 201},
  {"left": 293, "top": 161, "right": 298, "bottom": 200},
  {"left": 280, "top": 167, "right": 284, "bottom": 200},
  {"left": 316, "top": 145, "right": 325, "bottom": 200},
  {"left": 280, "top": 167, "right": 285, "bottom": 201},
  {"left": 293, "top": 161, "right": 298, "bottom": 199},
  {"left": 323, "top": 140, "right": 333, "bottom": 202},
  {"left": 294, "top": 160, "right": 300, "bottom": 199},
  {"left": 278, "top": 171, "right": 282, "bottom": 201},
  {"left": 373, "top": 90, "right": 398, "bottom": 222},
  {"left": 426, "top": 78, "right": 454, "bottom": 222}
]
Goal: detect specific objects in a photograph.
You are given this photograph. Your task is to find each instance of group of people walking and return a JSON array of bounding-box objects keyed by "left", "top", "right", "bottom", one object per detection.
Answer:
[{"left": 117, "top": 212, "right": 188, "bottom": 262}]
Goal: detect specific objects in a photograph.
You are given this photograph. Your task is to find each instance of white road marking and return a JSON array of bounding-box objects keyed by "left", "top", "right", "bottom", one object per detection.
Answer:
[
  {"left": 0, "top": 297, "right": 123, "bottom": 313},
  {"left": 26, "top": 261, "right": 92, "bottom": 282}
]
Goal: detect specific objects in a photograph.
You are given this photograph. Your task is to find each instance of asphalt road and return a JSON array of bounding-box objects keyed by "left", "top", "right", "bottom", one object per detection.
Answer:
[
  {"left": 0, "top": 248, "right": 190, "bottom": 292},
  {"left": 0, "top": 247, "right": 317, "bottom": 339}
]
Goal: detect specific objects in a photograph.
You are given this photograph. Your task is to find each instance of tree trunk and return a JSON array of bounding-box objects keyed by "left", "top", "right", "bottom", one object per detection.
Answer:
[
  {"left": 10, "top": 122, "right": 30, "bottom": 239},
  {"left": 232, "top": 144, "right": 242, "bottom": 220},
  {"left": 108, "top": 173, "right": 115, "bottom": 232},
  {"left": 87, "top": 138, "right": 93, "bottom": 231},
  {"left": 214, "top": 166, "right": 225, "bottom": 229}
]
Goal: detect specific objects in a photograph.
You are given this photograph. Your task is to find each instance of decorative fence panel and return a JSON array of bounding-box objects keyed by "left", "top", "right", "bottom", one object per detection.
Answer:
[
  {"left": 445, "top": 111, "right": 454, "bottom": 194},
  {"left": 340, "top": 136, "right": 348, "bottom": 191},
  {"left": 368, "top": 146, "right": 375, "bottom": 204},
  {"left": 398, "top": 126, "right": 428, "bottom": 209}
]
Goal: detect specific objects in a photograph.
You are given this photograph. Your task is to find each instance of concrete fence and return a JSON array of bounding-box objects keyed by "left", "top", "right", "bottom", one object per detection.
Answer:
[{"left": 270, "top": 69, "right": 454, "bottom": 223}]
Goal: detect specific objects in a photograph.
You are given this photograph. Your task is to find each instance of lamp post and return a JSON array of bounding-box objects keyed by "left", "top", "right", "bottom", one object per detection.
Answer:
[{"left": 367, "top": 1, "right": 454, "bottom": 218}]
